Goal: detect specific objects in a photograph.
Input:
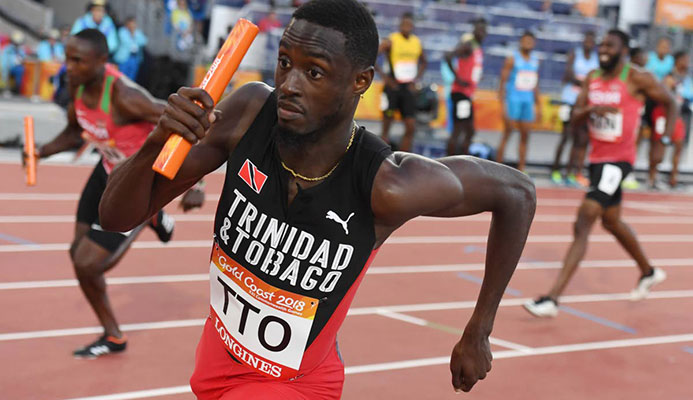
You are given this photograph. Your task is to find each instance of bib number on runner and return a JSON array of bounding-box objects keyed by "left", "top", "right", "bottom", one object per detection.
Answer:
[
  {"left": 209, "top": 244, "right": 318, "bottom": 380},
  {"left": 590, "top": 112, "right": 623, "bottom": 142},
  {"left": 81, "top": 132, "right": 126, "bottom": 164},
  {"left": 380, "top": 92, "right": 390, "bottom": 111},
  {"left": 456, "top": 99, "right": 471, "bottom": 119},
  {"left": 393, "top": 61, "right": 417, "bottom": 83},
  {"left": 597, "top": 164, "right": 623, "bottom": 196},
  {"left": 515, "top": 71, "right": 538, "bottom": 91},
  {"left": 655, "top": 116, "right": 666, "bottom": 135},
  {"left": 559, "top": 105, "right": 572, "bottom": 123},
  {"left": 471, "top": 65, "right": 482, "bottom": 84}
]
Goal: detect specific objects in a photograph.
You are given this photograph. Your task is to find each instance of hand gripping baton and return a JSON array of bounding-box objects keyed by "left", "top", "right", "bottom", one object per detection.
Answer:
[
  {"left": 24, "top": 116, "right": 36, "bottom": 186},
  {"left": 152, "top": 19, "right": 259, "bottom": 179}
]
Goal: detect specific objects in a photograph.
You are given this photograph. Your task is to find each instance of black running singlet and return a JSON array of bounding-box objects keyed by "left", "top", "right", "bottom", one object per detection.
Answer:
[{"left": 208, "top": 90, "right": 391, "bottom": 380}]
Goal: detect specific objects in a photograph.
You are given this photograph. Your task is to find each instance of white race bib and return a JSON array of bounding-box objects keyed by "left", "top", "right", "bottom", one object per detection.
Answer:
[
  {"left": 597, "top": 164, "right": 623, "bottom": 195},
  {"left": 81, "top": 132, "right": 126, "bottom": 164},
  {"left": 380, "top": 92, "right": 389, "bottom": 112},
  {"left": 209, "top": 244, "right": 319, "bottom": 380},
  {"left": 456, "top": 99, "right": 471, "bottom": 119},
  {"left": 559, "top": 105, "right": 572, "bottom": 123},
  {"left": 471, "top": 66, "right": 482, "bottom": 84},
  {"left": 393, "top": 61, "right": 417, "bottom": 83},
  {"left": 655, "top": 116, "right": 666, "bottom": 135},
  {"left": 515, "top": 70, "right": 538, "bottom": 91},
  {"left": 590, "top": 112, "right": 623, "bottom": 142}
]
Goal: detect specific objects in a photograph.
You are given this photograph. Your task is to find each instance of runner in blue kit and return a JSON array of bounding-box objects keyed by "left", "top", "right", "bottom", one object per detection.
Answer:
[
  {"left": 99, "top": 0, "right": 536, "bottom": 397},
  {"left": 497, "top": 31, "right": 541, "bottom": 172}
]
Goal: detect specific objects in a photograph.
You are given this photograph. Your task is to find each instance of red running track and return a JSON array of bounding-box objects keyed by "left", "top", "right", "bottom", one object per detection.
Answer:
[{"left": 1, "top": 162, "right": 692, "bottom": 400}]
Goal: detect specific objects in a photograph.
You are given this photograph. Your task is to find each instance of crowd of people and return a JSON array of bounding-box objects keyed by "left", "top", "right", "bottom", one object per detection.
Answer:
[
  {"left": 0, "top": 0, "right": 209, "bottom": 97},
  {"left": 377, "top": 12, "right": 692, "bottom": 190}
]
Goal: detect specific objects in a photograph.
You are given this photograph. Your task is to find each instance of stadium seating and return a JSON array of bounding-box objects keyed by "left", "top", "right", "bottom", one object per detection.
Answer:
[{"left": 244, "top": 0, "right": 609, "bottom": 93}]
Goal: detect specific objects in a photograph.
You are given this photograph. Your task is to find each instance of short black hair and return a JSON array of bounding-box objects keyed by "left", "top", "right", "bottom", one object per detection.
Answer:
[
  {"left": 472, "top": 17, "right": 487, "bottom": 25},
  {"left": 584, "top": 30, "right": 596, "bottom": 38},
  {"left": 630, "top": 47, "right": 643, "bottom": 58},
  {"left": 674, "top": 50, "right": 688, "bottom": 61},
  {"left": 401, "top": 11, "right": 414, "bottom": 20},
  {"left": 521, "top": 30, "right": 535, "bottom": 39},
  {"left": 292, "top": 0, "right": 379, "bottom": 69},
  {"left": 607, "top": 29, "right": 630, "bottom": 47},
  {"left": 73, "top": 28, "right": 109, "bottom": 57}
]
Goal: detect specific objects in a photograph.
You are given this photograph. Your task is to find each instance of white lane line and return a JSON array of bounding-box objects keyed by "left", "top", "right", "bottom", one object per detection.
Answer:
[
  {"left": 7, "top": 213, "right": 693, "bottom": 224},
  {"left": 376, "top": 309, "right": 532, "bottom": 353},
  {"left": 375, "top": 309, "right": 428, "bottom": 326},
  {"left": 70, "top": 332, "right": 693, "bottom": 399},
  {"left": 3, "top": 258, "right": 693, "bottom": 290},
  {"left": 344, "top": 333, "right": 693, "bottom": 375},
  {"left": 0, "top": 193, "right": 222, "bottom": 201},
  {"left": 5, "top": 234, "right": 693, "bottom": 253},
  {"left": 3, "top": 290, "right": 693, "bottom": 342},
  {"left": 0, "top": 319, "right": 205, "bottom": 341},
  {"left": 65, "top": 385, "right": 193, "bottom": 400},
  {"left": 0, "top": 274, "right": 209, "bottom": 290}
]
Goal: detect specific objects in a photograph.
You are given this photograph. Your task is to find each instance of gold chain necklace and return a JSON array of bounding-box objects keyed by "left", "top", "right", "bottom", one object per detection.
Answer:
[{"left": 281, "top": 123, "right": 357, "bottom": 182}]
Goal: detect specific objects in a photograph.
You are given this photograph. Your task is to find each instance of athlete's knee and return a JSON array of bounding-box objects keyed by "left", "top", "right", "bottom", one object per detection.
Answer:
[
  {"left": 601, "top": 214, "right": 620, "bottom": 233},
  {"left": 574, "top": 208, "right": 599, "bottom": 236}
]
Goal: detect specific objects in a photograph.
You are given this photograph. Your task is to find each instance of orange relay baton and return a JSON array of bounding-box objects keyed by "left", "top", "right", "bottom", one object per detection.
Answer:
[
  {"left": 152, "top": 18, "right": 259, "bottom": 179},
  {"left": 24, "top": 116, "right": 37, "bottom": 186}
]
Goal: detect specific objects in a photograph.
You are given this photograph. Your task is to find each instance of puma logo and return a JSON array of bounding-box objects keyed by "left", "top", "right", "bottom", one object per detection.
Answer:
[{"left": 326, "top": 211, "right": 355, "bottom": 235}]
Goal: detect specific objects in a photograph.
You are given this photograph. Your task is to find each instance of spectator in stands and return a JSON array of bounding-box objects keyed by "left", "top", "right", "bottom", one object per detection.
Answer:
[
  {"left": 630, "top": 47, "right": 647, "bottom": 68},
  {"left": 551, "top": 31, "right": 598, "bottom": 186},
  {"left": 114, "top": 17, "right": 148, "bottom": 80},
  {"left": 259, "top": 10, "right": 283, "bottom": 33},
  {"left": 188, "top": 0, "right": 209, "bottom": 37},
  {"left": 645, "top": 37, "right": 674, "bottom": 81},
  {"left": 497, "top": 31, "right": 541, "bottom": 173},
  {"left": 376, "top": 12, "right": 427, "bottom": 152},
  {"left": 71, "top": 0, "right": 118, "bottom": 55},
  {"left": 172, "top": 0, "right": 195, "bottom": 51},
  {"left": 1, "top": 31, "right": 27, "bottom": 94},
  {"left": 37, "top": 29, "right": 66, "bottom": 63}
]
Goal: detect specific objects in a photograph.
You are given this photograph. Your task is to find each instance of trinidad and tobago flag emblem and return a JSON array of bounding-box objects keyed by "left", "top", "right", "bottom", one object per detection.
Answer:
[{"left": 238, "top": 159, "right": 268, "bottom": 194}]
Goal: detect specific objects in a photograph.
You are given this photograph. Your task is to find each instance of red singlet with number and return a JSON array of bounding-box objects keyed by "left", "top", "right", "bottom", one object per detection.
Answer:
[
  {"left": 587, "top": 64, "right": 644, "bottom": 165},
  {"left": 73, "top": 64, "right": 154, "bottom": 173}
]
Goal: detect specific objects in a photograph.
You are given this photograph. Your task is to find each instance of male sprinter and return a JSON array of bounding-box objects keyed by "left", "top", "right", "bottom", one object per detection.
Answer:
[
  {"left": 497, "top": 31, "right": 541, "bottom": 172},
  {"left": 376, "top": 11, "right": 427, "bottom": 151},
  {"left": 445, "top": 18, "right": 486, "bottom": 155},
  {"left": 101, "top": 1, "right": 535, "bottom": 397},
  {"left": 34, "top": 29, "right": 204, "bottom": 357},
  {"left": 524, "top": 30, "right": 676, "bottom": 317},
  {"left": 551, "top": 31, "right": 598, "bottom": 186}
]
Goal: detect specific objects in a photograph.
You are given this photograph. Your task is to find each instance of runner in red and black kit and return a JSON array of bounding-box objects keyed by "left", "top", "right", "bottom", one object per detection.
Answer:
[
  {"left": 445, "top": 18, "right": 486, "bottom": 155},
  {"left": 100, "top": 1, "right": 536, "bottom": 397},
  {"left": 33, "top": 29, "right": 204, "bottom": 357},
  {"left": 524, "top": 30, "right": 677, "bottom": 318}
]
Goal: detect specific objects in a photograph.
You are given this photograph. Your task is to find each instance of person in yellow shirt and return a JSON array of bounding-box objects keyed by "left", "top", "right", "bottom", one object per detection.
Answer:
[{"left": 376, "top": 12, "right": 427, "bottom": 151}]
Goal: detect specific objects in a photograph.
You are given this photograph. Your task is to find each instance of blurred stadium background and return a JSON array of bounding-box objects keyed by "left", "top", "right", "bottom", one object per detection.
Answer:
[{"left": 1, "top": 0, "right": 693, "bottom": 184}]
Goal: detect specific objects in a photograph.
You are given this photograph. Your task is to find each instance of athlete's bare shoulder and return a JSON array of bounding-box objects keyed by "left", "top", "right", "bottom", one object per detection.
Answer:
[{"left": 210, "top": 81, "right": 273, "bottom": 153}]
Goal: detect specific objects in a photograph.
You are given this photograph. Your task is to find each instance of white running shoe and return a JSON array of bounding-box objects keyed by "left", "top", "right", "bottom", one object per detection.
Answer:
[
  {"left": 630, "top": 267, "right": 667, "bottom": 301},
  {"left": 523, "top": 296, "right": 559, "bottom": 317}
]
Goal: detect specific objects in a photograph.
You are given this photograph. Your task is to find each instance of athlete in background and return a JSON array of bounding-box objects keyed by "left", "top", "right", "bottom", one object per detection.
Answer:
[
  {"left": 551, "top": 31, "right": 598, "bottom": 186},
  {"left": 32, "top": 29, "right": 204, "bottom": 357},
  {"left": 497, "top": 31, "right": 541, "bottom": 172},
  {"left": 99, "top": 1, "right": 536, "bottom": 397},
  {"left": 444, "top": 18, "right": 486, "bottom": 155},
  {"left": 525, "top": 30, "right": 676, "bottom": 317},
  {"left": 376, "top": 12, "right": 427, "bottom": 152}
]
